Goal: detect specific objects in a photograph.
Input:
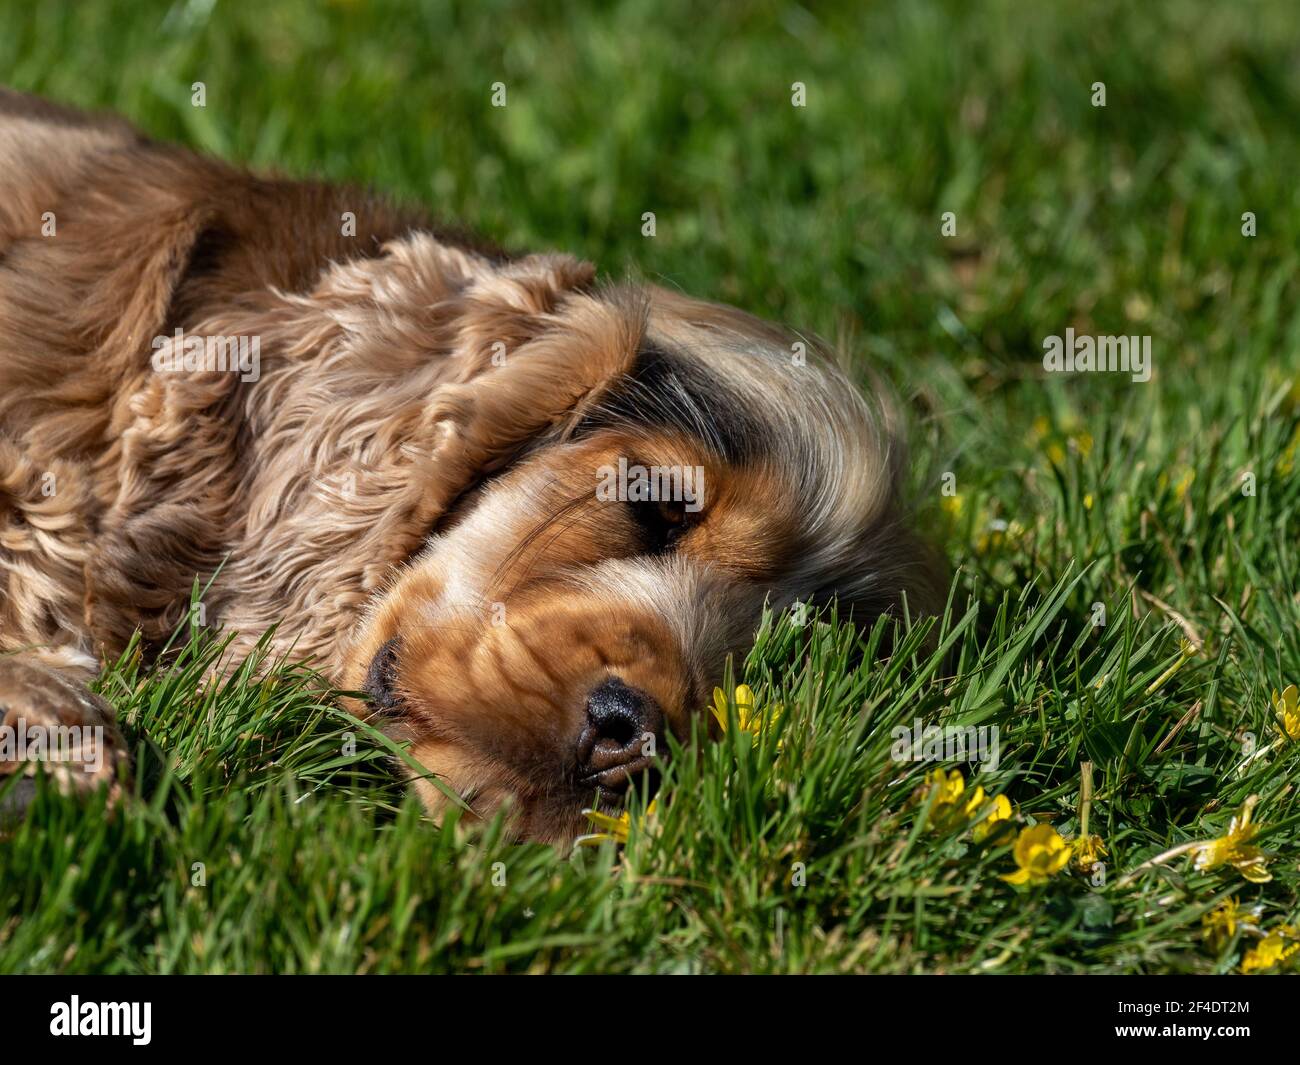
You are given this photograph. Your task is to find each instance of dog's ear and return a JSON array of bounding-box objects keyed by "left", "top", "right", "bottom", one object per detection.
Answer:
[
  {"left": 86, "top": 236, "right": 641, "bottom": 667},
  {"left": 288, "top": 237, "right": 640, "bottom": 538},
  {"left": 416, "top": 254, "right": 640, "bottom": 505}
]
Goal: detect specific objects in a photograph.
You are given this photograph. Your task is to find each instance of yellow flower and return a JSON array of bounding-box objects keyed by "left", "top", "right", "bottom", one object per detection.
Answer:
[
  {"left": 925, "top": 767, "right": 966, "bottom": 805},
  {"left": 916, "top": 771, "right": 1014, "bottom": 838},
  {"left": 711, "top": 684, "right": 782, "bottom": 743},
  {"left": 972, "top": 793, "right": 1014, "bottom": 843},
  {"left": 1072, "top": 431, "right": 1094, "bottom": 458},
  {"left": 1001, "top": 823, "right": 1072, "bottom": 885},
  {"left": 915, "top": 768, "right": 981, "bottom": 831},
  {"left": 1202, "top": 898, "right": 1244, "bottom": 953},
  {"left": 940, "top": 494, "right": 963, "bottom": 518},
  {"left": 1189, "top": 796, "right": 1271, "bottom": 883},
  {"left": 576, "top": 799, "right": 658, "bottom": 847},
  {"left": 1203, "top": 900, "right": 1239, "bottom": 952},
  {"left": 1173, "top": 469, "right": 1194, "bottom": 502},
  {"left": 1070, "top": 834, "right": 1108, "bottom": 872},
  {"left": 1241, "top": 927, "right": 1300, "bottom": 974},
  {"left": 1273, "top": 684, "right": 1300, "bottom": 741},
  {"left": 1082, "top": 492, "right": 1094, "bottom": 511}
]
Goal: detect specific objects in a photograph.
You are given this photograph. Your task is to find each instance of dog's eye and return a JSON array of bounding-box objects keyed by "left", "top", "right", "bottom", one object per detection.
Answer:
[{"left": 628, "top": 498, "right": 689, "bottom": 552}]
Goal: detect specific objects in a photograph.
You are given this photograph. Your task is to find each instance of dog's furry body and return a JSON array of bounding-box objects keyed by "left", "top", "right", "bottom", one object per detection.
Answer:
[{"left": 0, "top": 89, "right": 939, "bottom": 840}]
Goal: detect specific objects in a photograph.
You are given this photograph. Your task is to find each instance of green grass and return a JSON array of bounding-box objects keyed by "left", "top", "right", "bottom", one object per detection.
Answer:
[{"left": 4, "top": 0, "right": 1300, "bottom": 973}]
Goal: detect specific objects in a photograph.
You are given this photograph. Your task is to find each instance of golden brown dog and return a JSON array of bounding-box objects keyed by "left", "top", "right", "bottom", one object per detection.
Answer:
[{"left": 0, "top": 89, "right": 941, "bottom": 841}]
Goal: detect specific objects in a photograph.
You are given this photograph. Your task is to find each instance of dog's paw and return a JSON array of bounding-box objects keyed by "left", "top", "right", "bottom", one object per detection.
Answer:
[{"left": 0, "top": 657, "right": 129, "bottom": 821}]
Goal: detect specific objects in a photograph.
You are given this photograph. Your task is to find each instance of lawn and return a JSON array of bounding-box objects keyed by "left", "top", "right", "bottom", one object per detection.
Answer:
[{"left": 3, "top": 0, "right": 1300, "bottom": 974}]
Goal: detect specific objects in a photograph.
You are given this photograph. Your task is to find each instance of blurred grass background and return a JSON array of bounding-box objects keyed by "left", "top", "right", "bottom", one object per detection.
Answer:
[{"left": 3, "top": 0, "right": 1300, "bottom": 974}]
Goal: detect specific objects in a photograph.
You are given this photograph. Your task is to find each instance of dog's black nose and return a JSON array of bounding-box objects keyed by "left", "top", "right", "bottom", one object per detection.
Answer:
[
  {"left": 577, "top": 678, "right": 663, "bottom": 791},
  {"left": 362, "top": 636, "right": 405, "bottom": 714}
]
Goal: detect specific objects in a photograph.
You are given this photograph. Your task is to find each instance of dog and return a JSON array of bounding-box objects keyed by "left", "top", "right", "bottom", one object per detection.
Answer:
[{"left": 0, "top": 89, "right": 943, "bottom": 842}]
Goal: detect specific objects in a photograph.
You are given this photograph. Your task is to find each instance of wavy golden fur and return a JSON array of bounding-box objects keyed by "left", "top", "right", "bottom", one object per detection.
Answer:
[{"left": 0, "top": 89, "right": 942, "bottom": 841}]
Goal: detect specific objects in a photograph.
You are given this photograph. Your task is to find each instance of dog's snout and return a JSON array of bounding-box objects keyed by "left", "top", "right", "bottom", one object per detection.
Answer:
[
  {"left": 577, "top": 678, "right": 663, "bottom": 791},
  {"left": 362, "top": 636, "right": 405, "bottom": 714}
]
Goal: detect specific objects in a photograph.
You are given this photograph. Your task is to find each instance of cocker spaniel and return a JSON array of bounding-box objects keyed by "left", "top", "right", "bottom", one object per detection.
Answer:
[{"left": 0, "top": 89, "right": 942, "bottom": 842}]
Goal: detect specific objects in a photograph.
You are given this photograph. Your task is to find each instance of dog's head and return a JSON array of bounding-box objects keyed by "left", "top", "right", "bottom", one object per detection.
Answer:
[{"left": 337, "top": 248, "right": 941, "bottom": 842}]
